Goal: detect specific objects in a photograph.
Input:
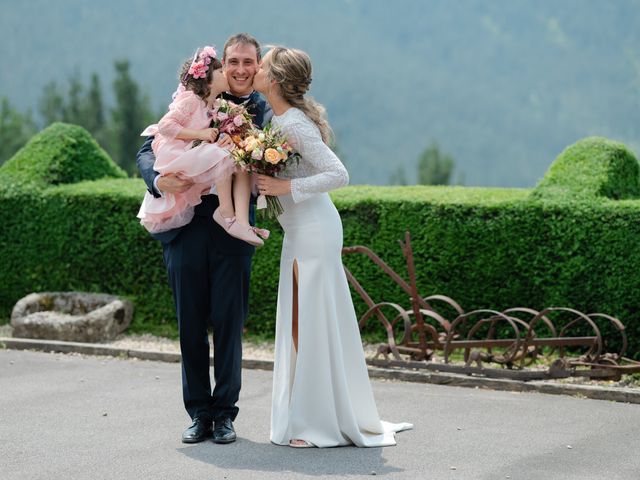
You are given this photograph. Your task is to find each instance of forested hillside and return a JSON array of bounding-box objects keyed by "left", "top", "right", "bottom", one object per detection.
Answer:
[{"left": 2, "top": 0, "right": 639, "bottom": 186}]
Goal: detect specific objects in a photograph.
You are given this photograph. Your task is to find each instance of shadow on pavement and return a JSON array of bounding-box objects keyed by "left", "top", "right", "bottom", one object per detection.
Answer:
[{"left": 177, "top": 437, "right": 405, "bottom": 476}]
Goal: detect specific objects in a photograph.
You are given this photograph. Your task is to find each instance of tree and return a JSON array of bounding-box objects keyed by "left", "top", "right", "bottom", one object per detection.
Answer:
[
  {"left": 388, "top": 165, "right": 408, "bottom": 185},
  {"left": 0, "top": 97, "right": 36, "bottom": 164},
  {"left": 37, "top": 74, "right": 105, "bottom": 135},
  {"left": 110, "top": 60, "right": 154, "bottom": 173},
  {"left": 417, "top": 141, "right": 454, "bottom": 185},
  {"left": 84, "top": 73, "right": 105, "bottom": 135},
  {"left": 63, "top": 76, "right": 84, "bottom": 125},
  {"left": 12, "top": 60, "right": 157, "bottom": 173},
  {"left": 38, "top": 81, "right": 65, "bottom": 127}
]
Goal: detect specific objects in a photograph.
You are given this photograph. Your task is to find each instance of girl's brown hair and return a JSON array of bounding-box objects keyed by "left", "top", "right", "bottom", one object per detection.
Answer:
[{"left": 179, "top": 50, "right": 223, "bottom": 101}]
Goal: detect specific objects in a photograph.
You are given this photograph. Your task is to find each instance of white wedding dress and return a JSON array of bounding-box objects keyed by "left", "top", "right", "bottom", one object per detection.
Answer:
[{"left": 269, "top": 108, "right": 413, "bottom": 447}]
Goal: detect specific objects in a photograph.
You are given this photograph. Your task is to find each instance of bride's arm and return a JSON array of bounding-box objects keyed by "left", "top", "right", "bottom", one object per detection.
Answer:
[{"left": 285, "top": 120, "right": 349, "bottom": 203}]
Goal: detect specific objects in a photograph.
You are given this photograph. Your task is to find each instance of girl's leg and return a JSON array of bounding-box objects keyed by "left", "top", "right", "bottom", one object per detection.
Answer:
[
  {"left": 232, "top": 170, "right": 251, "bottom": 225},
  {"left": 215, "top": 176, "right": 235, "bottom": 219},
  {"left": 213, "top": 170, "right": 263, "bottom": 247}
]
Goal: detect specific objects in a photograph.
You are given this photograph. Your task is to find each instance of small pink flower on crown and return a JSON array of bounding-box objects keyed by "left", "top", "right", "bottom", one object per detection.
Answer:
[
  {"left": 189, "top": 62, "right": 209, "bottom": 79},
  {"left": 200, "top": 46, "right": 217, "bottom": 60},
  {"left": 186, "top": 45, "right": 217, "bottom": 79}
]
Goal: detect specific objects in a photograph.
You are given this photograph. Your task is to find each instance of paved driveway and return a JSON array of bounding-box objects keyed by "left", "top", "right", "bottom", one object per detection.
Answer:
[{"left": 1, "top": 349, "right": 638, "bottom": 480}]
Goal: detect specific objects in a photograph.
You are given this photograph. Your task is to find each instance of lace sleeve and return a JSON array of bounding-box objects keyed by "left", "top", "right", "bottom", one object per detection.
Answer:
[
  {"left": 283, "top": 118, "right": 349, "bottom": 203},
  {"left": 157, "top": 92, "right": 199, "bottom": 139}
]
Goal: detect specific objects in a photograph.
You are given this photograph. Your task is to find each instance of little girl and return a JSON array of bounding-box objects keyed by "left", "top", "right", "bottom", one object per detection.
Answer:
[{"left": 137, "top": 45, "right": 267, "bottom": 247}]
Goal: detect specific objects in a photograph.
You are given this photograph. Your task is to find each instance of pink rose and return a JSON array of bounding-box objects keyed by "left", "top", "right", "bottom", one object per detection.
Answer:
[
  {"left": 233, "top": 115, "right": 245, "bottom": 127},
  {"left": 217, "top": 112, "right": 228, "bottom": 121}
]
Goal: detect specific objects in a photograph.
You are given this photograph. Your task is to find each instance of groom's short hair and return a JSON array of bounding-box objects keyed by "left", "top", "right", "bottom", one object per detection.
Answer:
[{"left": 223, "top": 33, "right": 262, "bottom": 61}]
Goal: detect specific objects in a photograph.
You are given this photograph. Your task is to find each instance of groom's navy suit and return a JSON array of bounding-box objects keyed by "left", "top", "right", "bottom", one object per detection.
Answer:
[{"left": 137, "top": 91, "right": 271, "bottom": 423}]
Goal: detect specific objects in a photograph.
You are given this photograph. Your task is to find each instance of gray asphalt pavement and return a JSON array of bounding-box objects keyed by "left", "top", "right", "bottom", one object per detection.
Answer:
[{"left": 1, "top": 349, "right": 639, "bottom": 480}]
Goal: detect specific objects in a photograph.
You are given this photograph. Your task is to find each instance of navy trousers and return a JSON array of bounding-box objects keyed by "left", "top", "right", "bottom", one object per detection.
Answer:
[{"left": 162, "top": 198, "right": 253, "bottom": 422}]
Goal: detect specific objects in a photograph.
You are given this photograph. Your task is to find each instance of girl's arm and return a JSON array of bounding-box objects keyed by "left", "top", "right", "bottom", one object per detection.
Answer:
[
  {"left": 175, "top": 127, "right": 219, "bottom": 143},
  {"left": 157, "top": 92, "right": 218, "bottom": 143}
]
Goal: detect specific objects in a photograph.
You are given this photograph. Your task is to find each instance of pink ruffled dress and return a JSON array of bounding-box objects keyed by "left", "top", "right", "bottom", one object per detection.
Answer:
[{"left": 137, "top": 89, "right": 235, "bottom": 233}]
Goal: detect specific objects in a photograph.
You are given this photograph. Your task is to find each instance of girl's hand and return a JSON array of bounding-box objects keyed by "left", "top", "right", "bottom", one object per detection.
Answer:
[
  {"left": 256, "top": 174, "right": 292, "bottom": 196},
  {"left": 199, "top": 128, "right": 219, "bottom": 143},
  {"left": 217, "top": 133, "right": 236, "bottom": 150}
]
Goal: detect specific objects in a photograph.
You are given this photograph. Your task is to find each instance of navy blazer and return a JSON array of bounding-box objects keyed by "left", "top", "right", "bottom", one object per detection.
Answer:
[{"left": 136, "top": 90, "right": 272, "bottom": 251}]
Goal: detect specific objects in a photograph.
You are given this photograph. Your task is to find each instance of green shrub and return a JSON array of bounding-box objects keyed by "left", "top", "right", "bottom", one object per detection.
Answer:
[
  {"left": 2, "top": 129, "right": 640, "bottom": 360},
  {"left": 0, "top": 122, "right": 126, "bottom": 188},
  {"left": 0, "top": 178, "right": 177, "bottom": 336},
  {"left": 532, "top": 136, "right": 640, "bottom": 201}
]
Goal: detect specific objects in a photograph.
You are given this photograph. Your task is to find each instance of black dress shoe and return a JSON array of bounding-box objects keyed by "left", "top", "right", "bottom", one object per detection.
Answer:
[
  {"left": 212, "top": 417, "right": 237, "bottom": 444},
  {"left": 182, "top": 417, "right": 212, "bottom": 444}
]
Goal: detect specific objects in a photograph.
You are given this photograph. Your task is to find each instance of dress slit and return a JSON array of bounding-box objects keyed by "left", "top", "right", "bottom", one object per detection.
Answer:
[
  {"left": 288, "top": 259, "right": 300, "bottom": 405},
  {"left": 291, "top": 259, "right": 299, "bottom": 354}
]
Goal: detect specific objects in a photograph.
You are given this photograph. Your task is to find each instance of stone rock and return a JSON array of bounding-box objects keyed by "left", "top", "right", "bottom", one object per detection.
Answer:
[{"left": 11, "top": 292, "right": 133, "bottom": 342}]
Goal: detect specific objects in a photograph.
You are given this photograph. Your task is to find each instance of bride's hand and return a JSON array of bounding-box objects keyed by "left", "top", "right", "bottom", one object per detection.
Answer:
[{"left": 256, "top": 174, "right": 291, "bottom": 196}]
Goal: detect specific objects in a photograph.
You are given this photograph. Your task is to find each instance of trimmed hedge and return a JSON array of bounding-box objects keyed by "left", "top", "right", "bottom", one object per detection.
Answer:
[
  {"left": 1, "top": 123, "right": 126, "bottom": 188},
  {"left": 2, "top": 125, "right": 640, "bottom": 359},
  {"left": 532, "top": 136, "right": 640, "bottom": 201}
]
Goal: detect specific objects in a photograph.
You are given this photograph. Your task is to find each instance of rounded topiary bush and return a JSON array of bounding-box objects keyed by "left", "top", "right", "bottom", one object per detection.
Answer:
[
  {"left": 532, "top": 136, "right": 640, "bottom": 201},
  {"left": 0, "top": 122, "right": 126, "bottom": 187}
]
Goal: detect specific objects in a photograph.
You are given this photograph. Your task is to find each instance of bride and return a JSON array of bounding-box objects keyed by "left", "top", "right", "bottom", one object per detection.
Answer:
[{"left": 253, "top": 46, "right": 412, "bottom": 448}]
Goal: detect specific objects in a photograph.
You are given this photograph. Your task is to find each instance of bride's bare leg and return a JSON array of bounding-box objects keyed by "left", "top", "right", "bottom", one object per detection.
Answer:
[
  {"left": 292, "top": 259, "right": 299, "bottom": 352},
  {"left": 290, "top": 259, "right": 314, "bottom": 447}
]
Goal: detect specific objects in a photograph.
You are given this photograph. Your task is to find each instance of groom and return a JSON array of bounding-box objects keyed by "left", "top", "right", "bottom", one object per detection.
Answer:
[{"left": 136, "top": 33, "right": 271, "bottom": 444}]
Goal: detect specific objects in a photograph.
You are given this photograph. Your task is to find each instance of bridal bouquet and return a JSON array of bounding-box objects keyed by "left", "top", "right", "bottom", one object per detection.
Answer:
[
  {"left": 193, "top": 99, "right": 253, "bottom": 148},
  {"left": 210, "top": 98, "right": 253, "bottom": 138},
  {"left": 231, "top": 124, "right": 300, "bottom": 218}
]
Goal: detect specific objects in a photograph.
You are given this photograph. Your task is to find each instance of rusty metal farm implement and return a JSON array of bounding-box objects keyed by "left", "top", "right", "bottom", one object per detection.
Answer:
[{"left": 342, "top": 232, "right": 640, "bottom": 381}]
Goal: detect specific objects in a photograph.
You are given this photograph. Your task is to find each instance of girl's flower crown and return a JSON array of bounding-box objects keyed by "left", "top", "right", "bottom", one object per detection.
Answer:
[{"left": 184, "top": 45, "right": 218, "bottom": 80}]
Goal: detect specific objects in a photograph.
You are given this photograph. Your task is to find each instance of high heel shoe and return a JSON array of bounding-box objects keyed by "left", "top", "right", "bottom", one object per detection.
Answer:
[{"left": 213, "top": 208, "right": 264, "bottom": 247}]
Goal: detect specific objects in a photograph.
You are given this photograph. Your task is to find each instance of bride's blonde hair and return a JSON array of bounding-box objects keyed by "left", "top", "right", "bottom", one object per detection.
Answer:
[{"left": 265, "top": 46, "right": 334, "bottom": 145}]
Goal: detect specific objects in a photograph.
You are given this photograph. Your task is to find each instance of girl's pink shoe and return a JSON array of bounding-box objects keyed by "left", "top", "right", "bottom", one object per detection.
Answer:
[
  {"left": 213, "top": 208, "right": 264, "bottom": 247},
  {"left": 251, "top": 226, "right": 270, "bottom": 240}
]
